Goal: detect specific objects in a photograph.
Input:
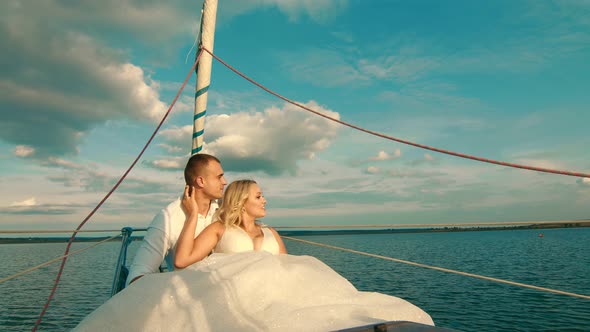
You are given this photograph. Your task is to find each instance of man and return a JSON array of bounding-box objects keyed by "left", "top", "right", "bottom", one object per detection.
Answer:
[{"left": 126, "top": 153, "right": 227, "bottom": 285}]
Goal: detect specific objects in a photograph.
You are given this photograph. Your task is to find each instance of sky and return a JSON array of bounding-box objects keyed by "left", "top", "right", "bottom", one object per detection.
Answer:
[{"left": 1, "top": 0, "right": 589, "bottom": 232}]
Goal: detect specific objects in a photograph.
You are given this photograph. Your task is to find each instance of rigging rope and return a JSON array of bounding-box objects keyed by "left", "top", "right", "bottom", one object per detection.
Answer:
[
  {"left": 201, "top": 47, "right": 590, "bottom": 179},
  {"left": 0, "top": 235, "right": 119, "bottom": 285},
  {"left": 282, "top": 236, "right": 590, "bottom": 300},
  {"left": 0, "top": 229, "right": 141, "bottom": 234},
  {"left": 24, "top": 43, "right": 588, "bottom": 330},
  {"left": 31, "top": 50, "right": 205, "bottom": 332}
]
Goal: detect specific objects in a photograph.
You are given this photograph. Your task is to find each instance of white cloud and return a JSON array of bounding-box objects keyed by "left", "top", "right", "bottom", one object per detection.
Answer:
[
  {"left": 0, "top": 21, "right": 167, "bottom": 156},
  {"left": 366, "top": 166, "right": 380, "bottom": 174},
  {"left": 11, "top": 197, "right": 37, "bottom": 207},
  {"left": 14, "top": 145, "right": 35, "bottom": 157},
  {"left": 513, "top": 158, "right": 563, "bottom": 171},
  {"left": 151, "top": 159, "right": 184, "bottom": 170},
  {"left": 368, "top": 149, "right": 401, "bottom": 161},
  {"left": 45, "top": 165, "right": 177, "bottom": 195},
  {"left": 41, "top": 157, "right": 84, "bottom": 170},
  {"left": 407, "top": 152, "right": 439, "bottom": 167},
  {"left": 369, "top": 151, "right": 390, "bottom": 161},
  {"left": 387, "top": 168, "right": 445, "bottom": 179},
  {"left": 158, "top": 143, "right": 185, "bottom": 154},
  {"left": 1, "top": 1, "right": 194, "bottom": 42},
  {"left": 155, "top": 101, "right": 341, "bottom": 174},
  {"left": 202, "top": 101, "right": 340, "bottom": 174},
  {"left": 158, "top": 125, "right": 193, "bottom": 145}
]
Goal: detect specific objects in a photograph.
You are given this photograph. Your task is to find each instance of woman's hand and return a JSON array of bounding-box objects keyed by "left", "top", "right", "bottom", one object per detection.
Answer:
[{"left": 181, "top": 185, "right": 198, "bottom": 216}]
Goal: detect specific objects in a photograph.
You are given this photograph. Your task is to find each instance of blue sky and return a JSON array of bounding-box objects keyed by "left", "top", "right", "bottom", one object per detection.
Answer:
[{"left": 1, "top": 0, "right": 589, "bottom": 231}]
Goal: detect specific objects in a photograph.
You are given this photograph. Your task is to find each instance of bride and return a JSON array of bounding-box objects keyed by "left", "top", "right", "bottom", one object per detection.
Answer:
[
  {"left": 75, "top": 180, "right": 434, "bottom": 331},
  {"left": 174, "top": 179, "right": 288, "bottom": 268}
]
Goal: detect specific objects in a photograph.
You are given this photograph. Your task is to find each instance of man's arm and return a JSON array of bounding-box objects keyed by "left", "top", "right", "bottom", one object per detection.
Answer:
[{"left": 126, "top": 219, "right": 168, "bottom": 286}]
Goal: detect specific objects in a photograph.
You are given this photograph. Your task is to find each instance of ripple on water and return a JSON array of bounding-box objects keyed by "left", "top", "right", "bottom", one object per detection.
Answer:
[{"left": 1, "top": 229, "right": 589, "bottom": 331}]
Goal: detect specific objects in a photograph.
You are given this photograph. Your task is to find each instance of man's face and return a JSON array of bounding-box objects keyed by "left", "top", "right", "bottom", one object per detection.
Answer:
[{"left": 201, "top": 161, "right": 227, "bottom": 199}]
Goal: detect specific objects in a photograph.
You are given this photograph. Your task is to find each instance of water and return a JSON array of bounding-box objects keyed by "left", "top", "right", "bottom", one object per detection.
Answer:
[{"left": 1, "top": 228, "right": 589, "bottom": 331}]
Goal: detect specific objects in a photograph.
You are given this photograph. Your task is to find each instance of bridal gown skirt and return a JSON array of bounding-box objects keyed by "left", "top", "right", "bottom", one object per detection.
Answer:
[{"left": 75, "top": 252, "right": 434, "bottom": 331}]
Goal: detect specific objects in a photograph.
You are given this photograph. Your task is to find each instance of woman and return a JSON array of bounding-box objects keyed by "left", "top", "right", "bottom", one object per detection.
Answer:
[
  {"left": 174, "top": 179, "right": 287, "bottom": 269},
  {"left": 75, "top": 180, "right": 434, "bottom": 331}
]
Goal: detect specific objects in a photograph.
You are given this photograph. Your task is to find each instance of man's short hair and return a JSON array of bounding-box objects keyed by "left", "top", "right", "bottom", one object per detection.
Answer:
[{"left": 184, "top": 153, "right": 220, "bottom": 185}]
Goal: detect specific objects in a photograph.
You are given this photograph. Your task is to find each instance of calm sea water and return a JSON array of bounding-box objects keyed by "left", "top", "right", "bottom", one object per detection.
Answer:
[{"left": 0, "top": 228, "right": 588, "bottom": 331}]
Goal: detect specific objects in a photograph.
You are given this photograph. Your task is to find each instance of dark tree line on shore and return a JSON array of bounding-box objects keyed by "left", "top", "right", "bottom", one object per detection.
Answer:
[{"left": 2, "top": 221, "right": 588, "bottom": 244}]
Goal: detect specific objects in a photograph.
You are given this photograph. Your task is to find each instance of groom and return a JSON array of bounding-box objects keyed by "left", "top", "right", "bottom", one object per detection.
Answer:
[{"left": 126, "top": 153, "right": 227, "bottom": 285}]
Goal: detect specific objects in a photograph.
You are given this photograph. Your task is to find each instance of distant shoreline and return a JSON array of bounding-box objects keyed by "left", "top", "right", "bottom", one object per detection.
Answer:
[{"left": 1, "top": 221, "right": 588, "bottom": 244}]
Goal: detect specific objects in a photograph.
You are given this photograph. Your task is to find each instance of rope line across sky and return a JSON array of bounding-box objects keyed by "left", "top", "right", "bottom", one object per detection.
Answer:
[{"left": 202, "top": 47, "right": 590, "bottom": 180}]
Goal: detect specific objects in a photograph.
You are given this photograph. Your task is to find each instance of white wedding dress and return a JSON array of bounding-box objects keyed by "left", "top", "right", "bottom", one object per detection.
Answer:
[{"left": 75, "top": 226, "right": 434, "bottom": 331}]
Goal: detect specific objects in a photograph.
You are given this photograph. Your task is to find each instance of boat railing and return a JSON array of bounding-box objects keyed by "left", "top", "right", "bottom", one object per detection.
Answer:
[{"left": 110, "top": 227, "right": 148, "bottom": 296}]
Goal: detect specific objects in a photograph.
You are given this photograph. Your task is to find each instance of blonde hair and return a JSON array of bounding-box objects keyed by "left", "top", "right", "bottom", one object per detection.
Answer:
[{"left": 214, "top": 180, "right": 257, "bottom": 228}]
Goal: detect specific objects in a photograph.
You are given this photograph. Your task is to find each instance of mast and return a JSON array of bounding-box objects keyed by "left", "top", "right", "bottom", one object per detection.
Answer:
[{"left": 192, "top": 0, "right": 218, "bottom": 155}]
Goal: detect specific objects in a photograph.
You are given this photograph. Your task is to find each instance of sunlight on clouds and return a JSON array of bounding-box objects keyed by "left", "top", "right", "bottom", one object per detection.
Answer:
[
  {"left": 152, "top": 159, "right": 184, "bottom": 169},
  {"left": 158, "top": 125, "right": 193, "bottom": 145},
  {"left": 158, "top": 143, "right": 184, "bottom": 154},
  {"left": 0, "top": 18, "right": 167, "bottom": 157},
  {"left": 150, "top": 101, "right": 341, "bottom": 174},
  {"left": 365, "top": 166, "right": 380, "bottom": 174},
  {"left": 202, "top": 101, "right": 340, "bottom": 174},
  {"left": 101, "top": 63, "right": 168, "bottom": 122},
  {"left": 270, "top": 200, "right": 423, "bottom": 218},
  {"left": 370, "top": 151, "right": 390, "bottom": 161},
  {"left": 14, "top": 145, "right": 35, "bottom": 157},
  {"left": 41, "top": 157, "right": 83, "bottom": 170},
  {"left": 513, "top": 158, "right": 562, "bottom": 170},
  {"left": 2, "top": 1, "right": 193, "bottom": 42},
  {"left": 369, "top": 149, "right": 401, "bottom": 161},
  {"left": 11, "top": 197, "right": 36, "bottom": 207},
  {"left": 1, "top": 0, "right": 588, "bottom": 227}
]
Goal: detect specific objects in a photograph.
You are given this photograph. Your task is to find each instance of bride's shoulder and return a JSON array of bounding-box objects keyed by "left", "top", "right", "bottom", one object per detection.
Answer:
[
  {"left": 256, "top": 221, "right": 273, "bottom": 229},
  {"left": 213, "top": 221, "right": 227, "bottom": 229},
  {"left": 204, "top": 220, "right": 226, "bottom": 235},
  {"left": 258, "top": 223, "right": 276, "bottom": 231}
]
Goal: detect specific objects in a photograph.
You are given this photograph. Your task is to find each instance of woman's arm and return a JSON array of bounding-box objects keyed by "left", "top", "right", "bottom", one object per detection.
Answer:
[
  {"left": 269, "top": 227, "right": 288, "bottom": 254},
  {"left": 174, "top": 185, "right": 223, "bottom": 269},
  {"left": 174, "top": 221, "right": 223, "bottom": 268}
]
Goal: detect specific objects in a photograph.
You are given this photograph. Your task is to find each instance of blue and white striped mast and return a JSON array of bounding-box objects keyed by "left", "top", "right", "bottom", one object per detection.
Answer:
[{"left": 192, "top": 0, "right": 218, "bottom": 155}]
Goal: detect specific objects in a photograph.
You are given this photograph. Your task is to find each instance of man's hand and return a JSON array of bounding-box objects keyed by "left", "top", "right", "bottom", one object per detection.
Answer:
[{"left": 181, "top": 185, "right": 199, "bottom": 216}]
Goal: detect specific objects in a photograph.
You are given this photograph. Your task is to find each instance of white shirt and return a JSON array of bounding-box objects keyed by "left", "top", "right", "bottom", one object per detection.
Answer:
[{"left": 126, "top": 198, "right": 218, "bottom": 286}]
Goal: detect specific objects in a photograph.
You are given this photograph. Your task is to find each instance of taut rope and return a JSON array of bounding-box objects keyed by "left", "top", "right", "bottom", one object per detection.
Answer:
[
  {"left": 0, "top": 235, "right": 119, "bottom": 285},
  {"left": 283, "top": 236, "right": 590, "bottom": 300},
  {"left": 201, "top": 47, "right": 590, "bottom": 179},
  {"left": 31, "top": 50, "right": 205, "bottom": 332}
]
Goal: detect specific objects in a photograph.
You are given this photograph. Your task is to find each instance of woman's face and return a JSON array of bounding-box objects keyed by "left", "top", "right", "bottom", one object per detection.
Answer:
[{"left": 243, "top": 184, "right": 266, "bottom": 219}]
